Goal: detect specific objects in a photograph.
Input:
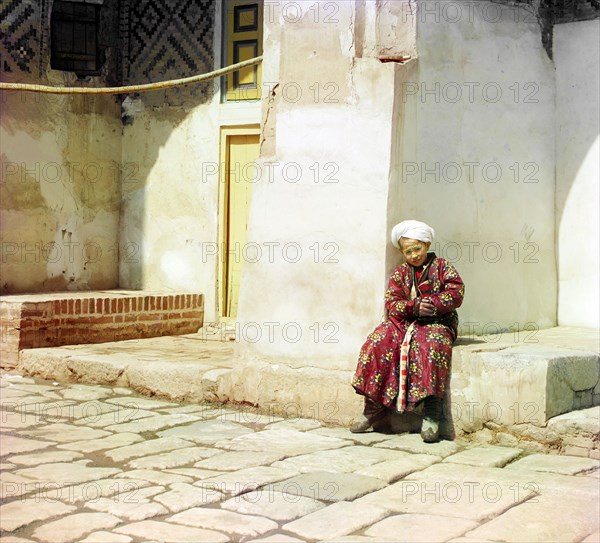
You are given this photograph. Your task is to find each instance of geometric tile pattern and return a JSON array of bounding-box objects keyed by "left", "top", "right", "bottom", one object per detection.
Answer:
[
  {"left": 122, "top": 0, "right": 215, "bottom": 101},
  {"left": 0, "top": 0, "right": 43, "bottom": 76}
]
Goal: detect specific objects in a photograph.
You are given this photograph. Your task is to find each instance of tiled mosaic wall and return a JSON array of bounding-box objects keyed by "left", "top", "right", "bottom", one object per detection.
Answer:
[{"left": 1, "top": 0, "right": 216, "bottom": 104}]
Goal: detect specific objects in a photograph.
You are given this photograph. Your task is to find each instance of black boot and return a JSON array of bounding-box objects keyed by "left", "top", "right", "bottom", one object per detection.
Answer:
[
  {"left": 421, "top": 395, "right": 441, "bottom": 443},
  {"left": 350, "top": 397, "right": 386, "bottom": 433}
]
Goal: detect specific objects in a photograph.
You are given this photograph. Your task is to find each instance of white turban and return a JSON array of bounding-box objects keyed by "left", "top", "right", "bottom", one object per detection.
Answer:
[{"left": 391, "top": 220, "right": 435, "bottom": 249}]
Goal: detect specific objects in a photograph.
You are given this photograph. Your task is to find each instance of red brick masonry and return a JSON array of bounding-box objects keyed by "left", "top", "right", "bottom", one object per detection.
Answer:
[{"left": 0, "top": 291, "right": 204, "bottom": 369}]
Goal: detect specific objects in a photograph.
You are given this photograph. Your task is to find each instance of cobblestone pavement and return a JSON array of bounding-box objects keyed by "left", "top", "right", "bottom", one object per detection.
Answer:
[{"left": 1, "top": 374, "right": 599, "bottom": 543}]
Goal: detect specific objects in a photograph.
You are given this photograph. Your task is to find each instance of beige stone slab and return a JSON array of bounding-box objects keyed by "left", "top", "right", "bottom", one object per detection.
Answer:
[
  {"left": 365, "top": 514, "right": 479, "bottom": 542},
  {"left": 1, "top": 388, "right": 35, "bottom": 398},
  {"left": 0, "top": 413, "right": 46, "bottom": 429},
  {"left": 263, "top": 471, "right": 386, "bottom": 502},
  {"left": 317, "top": 537, "right": 399, "bottom": 542},
  {"left": 466, "top": 494, "right": 599, "bottom": 542},
  {"left": 374, "top": 434, "right": 460, "bottom": 457},
  {"left": 0, "top": 435, "right": 56, "bottom": 455},
  {"left": 60, "top": 387, "right": 112, "bottom": 401},
  {"left": 168, "top": 507, "right": 279, "bottom": 537},
  {"left": 308, "top": 426, "right": 391, "bottom": 445},
  {"left": 194, "top": 450, "right": 286, "bottom": 471},
  {"left": 0, "top": 499, "right": 76, "bottom": 532},
  {"left": 443, "top": 446, "right": 523, "bottom": 468},
  {"left": 282, "top": 501, "right": 389, "bottom": 540},
  {"left": 153, "top": 482, "right": 224, "bottom": 513},
  {"left": 222, "top": 489, "right": 326, "bottom": 521},
  {"left": 9, "top": 449, "right": 84, "bottom": 466},
  {"left": 582, "top": 531, "right": 600, "bottom": 543},
  {"left": 0, "top": 462, "right": 16, "bottom": 469},
  {"left": 44, "top": 478, "right": 153, "bottom": 504},
  {"left": 15, "top": 400, "right": 78, "bottom": 416},
  {"left": 196, "top": 466, "right": 300, "bottom": 496},
  {"left": 215, "top": 428, "right": 353, "bottom": 455},
  {"left": 164, "top": 467, "right": 223, "bottom": 480},
  {"left": 355, "top": 453, "right": 442, "bottom": 483},
  {"left": 249, "top": 535, "right": 305, "bottom": 543},
  {"left": 0, "top": 537, "right": 37, "bottom": 543},
  {"left": 80, "top": 531, "right": 133, "bottom": 543},
  {"left": 22, "top": 423, "right": 111, "bottom": 443},
  {"left": 266, "top": 418, "right": 322, "bottom": 431},
  {"left": 105, "top": 396, "right": 178, "bottom": 409},
  {"left": 160, "top": 405, "right": 213, "bottom": 415},
  {"left": 119, "top": 469, "right": 194, "bottom": 485},
  {"left": 14, "top": 460, "right": 121, "bottom": 486},
  {"left": 504, "top": 453, "right": 599, "bottom": 475},
  {"left": 104, "top": 413, "right": 199, "bottom": 433},
  {"left": 128, "top": 446, "right": 219, "bottom": 470},
  {"left": 85, "top": 496, "right": 168, "bottom": 521},
  {"left": 105, "top": 437, "right": 195, "bottom": 462},
  {"left": 157, "top": 419, "right": 254, "bottom": 445},
  {"left": 31, "top": 512, "right": 122, "bottom": 543},
  {"left": 111, "top": 387, "right": 135, "bottom": 396},
  {"left": 272, "top": 446, "right": 404, "bottom": 474},
  {"left": 73, "top": 408, "right": 158, "bottom": 427},
  {"left": 57, "top": 432, "right": 144, "bottom": 453},
  {"left": 114, "top": 520, "right": 229, "bottom": 542},
  {"left": 217, "top": 410, "right": 282, "bottom": 426}
]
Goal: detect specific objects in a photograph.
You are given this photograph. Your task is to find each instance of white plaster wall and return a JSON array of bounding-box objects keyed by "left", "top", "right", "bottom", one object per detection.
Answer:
[
  {"left": 554, "top": 20, "right": 600, "bottom": 328},
  {"left": 394, "top": 1, "right": 557, "bottom": 333},
  {"left": 235, "top": 2, "right": 401, "bottom": 370},
  {"left": 0, "top": 92, "right": 121, "bottom": 293}
]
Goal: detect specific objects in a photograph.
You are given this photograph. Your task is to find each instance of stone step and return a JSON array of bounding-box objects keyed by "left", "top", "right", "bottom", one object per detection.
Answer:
[
  {"left": 0, "top": 290, "right": 204, "bottom": 370},
  {"left": 12, "top": 327, "right": 600, "bottom": 456}
]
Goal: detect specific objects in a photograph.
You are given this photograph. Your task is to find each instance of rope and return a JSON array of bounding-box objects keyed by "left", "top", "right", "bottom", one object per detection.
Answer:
[{"left": 0, "top": 56, "right": 263, "bottom": 95}]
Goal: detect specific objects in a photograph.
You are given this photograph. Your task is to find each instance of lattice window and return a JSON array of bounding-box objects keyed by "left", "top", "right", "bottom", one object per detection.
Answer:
[{"left": 50, "top": 0, "right": 100, "bottom": 74}]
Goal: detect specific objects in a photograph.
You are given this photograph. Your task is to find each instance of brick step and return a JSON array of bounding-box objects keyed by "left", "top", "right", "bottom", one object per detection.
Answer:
[{"left": 0, "top": 290, "right": 204, "bottom": 369}]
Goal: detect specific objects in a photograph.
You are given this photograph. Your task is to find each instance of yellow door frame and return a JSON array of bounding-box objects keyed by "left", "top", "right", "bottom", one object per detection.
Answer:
[{"left": 217, "top": 124, "right": 261, "bottom": 323}]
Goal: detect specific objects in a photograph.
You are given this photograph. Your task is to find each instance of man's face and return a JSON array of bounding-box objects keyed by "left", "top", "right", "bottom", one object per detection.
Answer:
[{"left": 399, "top": 238, "right": 430, "bottom": 267}]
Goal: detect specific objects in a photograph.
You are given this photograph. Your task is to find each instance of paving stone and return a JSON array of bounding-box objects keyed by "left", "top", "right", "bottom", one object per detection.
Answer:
[
  {"left": 157, "top": 419, "right": 254, "bottom": 445},
  {"left": 271, "top": 446, "right": 403, "bottom": 474},
  {"left": 308, "top": 426, "right": 391, "bottom": 445},
  {"left": 0, "top": 414, "right": 46, "bottom": 429},
  {"left": 80, "top": 531, "right": 133, "bottom": 543},
  {"left": 582, "top": 531, "right": 600, "bottom": 543},
  {"left": 73, "top": 408, "right": 158, "bottom": 428},
  {"left": 215, "top": 428, "right": 352, "bottom": 455},
  {"left": 60, "top": 387, "right": 112, "bottom": 401},
  {"left": 114, "top": 520, "right": 229, "bottom": 542},
  {"left": 218, "top": 410, "right": 283, "bottom": 425},
  {"left": 194, "top": 450, "right": 286, "bottom": 471},
  {"left": 2, "top": 375, "right": 36, "bottom": 384},
  {"left": 0, "top": 435, "right": 56, "bottom": 455},
  {"left": 22, "top": 423, "right": 111, "bottom": 443},
  {"left": 57, "top": 432, "right": 144, "bottom": 453},
  {"left": 0, "top": 537, "right": 37, "bottom": 543},
  {"left": 266, "top": 418, "right": 322, "bottom": 431},
  {"left": 374, "top": 433, "right": 461, "bottom": 457},
  {"left": 61, "top": 401, "right": 123, "bottom": 421},
  {"left": 7, "top": 383, "right": 62, "bottom": 394},
  {"left": 105, "top": 437, "right": 195, "bottom": 462},
  {"left": 111, "top": 387, "right": 135, "bottom": 395},
  {"left": 39, "top": 478, "right": 152, "bottom": 503},
  {"left": 0, "top": 500, "right": 76, "bottom": 532},
  {"left": 154, "top": 482, "right": 225, "bottom": 513},
  {"left": 127, "top": 446, "right": 219, "bottom": 469},
  {"left": 249, "top": 535, "right": 304, "bottom": 543},
  {"left": 443, "top": 446, "right": 523, "bottom": 468},
  {"left": 316, "top": 537, "right": 398, "bottom": 542},
  {"left": 282, "top": 500, "right": 388, "bottom": 540},
  {"left": 222, "top": 489, "right": 326, "bottom": 521},
  {"left": 119, "top": 469, "right": 194, "bottom": 485},
  {"left": 547, "top": 406, "right": 600, "bottom": 435},
  {"left": 465, "top": 494, "right": 599, "bottom": 542},
  {"left": 85, "top": 496, "right": 168, "bottom": 521},
  {"left": 364, "top": 513, "right": 480, "bottom": 542},
  {"left": 168, "top": 507, "right": 279, "bottom": 537},
  {"left": 0, "top": 462, "right": 16, "bottom": 469},
  {"left": 355, "top": 453, "right": 442, "bottom": 483},
  {"left": 15, "top": 400, "right": 78, "bottom": 417},
  {"left": 164, "top": 467, "right": 224, "bottom": 480},
  {"left": 196, "top": 466, "right": 300, "bottom": 496},
  {"left": 504, "top": 454, "right": 599, "bottom": 475},
  {"left": 104, "top": 414, "right": 200, "bottom": 433},
  {"left": 31, "top": 512, "right": 121, "bottom": 543},
  {"left": 1, "top": 387, "right": 35, "bottom": 398},
  {"left": 9, "top": 449, "right": 84, "bottom": 466},
  {"left": 14, "top": 460, "right": 121, "bottom": 486},
  {"left": 263, "top": 471, "right": 386, "bottom": 502},
  {"left": 105, "top": 396, "right": 178, "bottom": 409}
]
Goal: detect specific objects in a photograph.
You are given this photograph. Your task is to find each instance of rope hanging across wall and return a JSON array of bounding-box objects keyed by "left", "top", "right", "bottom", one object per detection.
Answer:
[{"left": 0, "top": 56, "right": 263, "bottom": 95}]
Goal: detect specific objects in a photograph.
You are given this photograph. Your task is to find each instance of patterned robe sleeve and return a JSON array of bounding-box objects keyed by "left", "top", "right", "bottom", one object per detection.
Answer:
[
  {"left": 429, "top": 259, "right": 465, "bottom": 315},
  {"left": 384, "top": 268, "right": 417, "bottom": 320}
]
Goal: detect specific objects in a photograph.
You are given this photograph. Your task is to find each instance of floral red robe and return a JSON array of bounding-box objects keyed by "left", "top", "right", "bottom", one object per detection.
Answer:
[{"left": 352, "top": 254, "right": 465, "bottom": 411}]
